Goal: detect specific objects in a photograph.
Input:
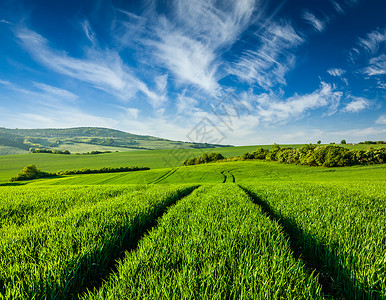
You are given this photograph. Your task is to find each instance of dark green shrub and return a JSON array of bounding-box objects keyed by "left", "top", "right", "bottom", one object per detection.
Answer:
[{"left": 10, "top": 165, "right": 55, "bottom": 182}]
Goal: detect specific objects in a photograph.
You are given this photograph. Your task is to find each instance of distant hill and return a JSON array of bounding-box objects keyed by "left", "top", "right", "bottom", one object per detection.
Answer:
[{"left": 0, "top": 127, "right": 231, "bottom": 155}]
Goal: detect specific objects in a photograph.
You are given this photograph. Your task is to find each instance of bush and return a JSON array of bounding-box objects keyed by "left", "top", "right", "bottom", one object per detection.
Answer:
[
  {"left": 182, "top": 152, "right": 224, "bottom": 166},
  {"left": 10, "top": 165, "right": 55, "bottom": 182},
  {"left": 251, "top": 147, "right": 269, "bottom": 159}
]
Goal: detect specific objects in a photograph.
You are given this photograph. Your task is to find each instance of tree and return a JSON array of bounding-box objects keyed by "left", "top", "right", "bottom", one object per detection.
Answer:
[
  {"left": 341, "top": 140, "right": 346, "bottom": 144},
  {"left": 317, "top": 140, "right": 321, "bottom": 144}
]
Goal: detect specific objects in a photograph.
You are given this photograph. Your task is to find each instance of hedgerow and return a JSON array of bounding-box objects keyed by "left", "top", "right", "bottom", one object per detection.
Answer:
[
  {"left": 10, "top": 165, "right": 150, "bottom": 182},
  {"left": 182, "top": 144, "right": 386, "bottom": 167}
]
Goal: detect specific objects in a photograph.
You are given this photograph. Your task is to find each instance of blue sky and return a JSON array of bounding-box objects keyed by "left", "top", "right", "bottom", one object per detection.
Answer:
[{"left": 0, "top": 0, "right": 385, "bottom": 145}]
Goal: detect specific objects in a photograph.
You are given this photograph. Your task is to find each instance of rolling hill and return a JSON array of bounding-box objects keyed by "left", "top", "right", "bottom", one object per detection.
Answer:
[{"left": 0, "top": 127, "right": 231, "bottom": 155}]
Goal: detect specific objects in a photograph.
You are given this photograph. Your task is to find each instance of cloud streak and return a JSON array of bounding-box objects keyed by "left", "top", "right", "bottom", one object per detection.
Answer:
[
  {"left": 228, "top": 21, "right": 303, "bottom": 89},
  {"left": 117, "top": 0, "right": 259, "bottom": 94},
  {"left": 16, "top": 28, "right": 163, "bottom": 106},
  {"left": 32, "top": 82, "right": 78, "bottom": 101},
  {"left": 244, "top": 82, "right": 342, "bottom": 124},
  {"left": 327, "top": 68, "right": 346, "bottom": 76},
  {"left": 342, "top": 97, "right": 371, "bottom": 113},
  {"left": 375, "top": 115, "right": 386, "bottom": 125},
  {"left": 303, "top": 11, "right": 325, "bottom": 32}
]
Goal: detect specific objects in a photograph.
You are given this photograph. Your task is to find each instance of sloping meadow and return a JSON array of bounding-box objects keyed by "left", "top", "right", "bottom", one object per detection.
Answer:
[
  {"left": 0, "top": 162, "right": 385, "bottom": 299},
  {"left": 241, "top": 182, "right": 386, "bottom": 299},
  {"left": 0, "top": 184, "right": 197, "bottom": 299},
  {"left": 83, "top": 185, "right": 324, "bottom": 299}
]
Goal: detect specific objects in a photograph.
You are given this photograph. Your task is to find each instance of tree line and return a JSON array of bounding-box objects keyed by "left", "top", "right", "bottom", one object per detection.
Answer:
[
  {"left": 182, "top": 144, "right": 386, "bottom": 167},
  {"left": 10, "top": 165, "right": 150, "bottom": 182},
  {"left": 31, "top": 148, "right": 71, "bottom": 154}
]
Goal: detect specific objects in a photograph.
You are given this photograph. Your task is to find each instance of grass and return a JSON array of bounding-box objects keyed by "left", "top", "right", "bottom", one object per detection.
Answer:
[
  {"left": 83, "top": 185, "right": 324, "bottom": 299},
  {"left": 241, "top": 181, "right": 386, "bottom": 299},
  {"left": 0, "top": 184, "right": 197, "bottom": 299},
  {"left": 0, "top": 146, "right": 28, "bottom": 155},
  {"left": 0, "top": 145, "right": 385, "bottom": 299},
  {"left": 20, "top": 160, "right": 386, "bottom": 189}
]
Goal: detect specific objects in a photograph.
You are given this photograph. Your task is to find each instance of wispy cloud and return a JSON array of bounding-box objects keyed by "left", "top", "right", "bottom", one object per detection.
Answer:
[
  {"left": 357, "top": 28, "right": 386, "bottom": 54},
  {"left": 329, "top": 0, "right": 345, "bottom": 14},
  {"left": 0, "top": 79, "right": 11, "bottom": 85},
  {"left": 228, "top": 21, "right": 303, "bottom": 89},
  {"left": 117, "top": 0, "right": 258, "bottom": 94},
  {"left": 302, "top": 11, "right": 325, "bottom": 32},
  {"left": 16, "top": 28, "right": 162, "bottom": 105},
  {"left": 8, "top": 108, "right": 117, "bottom": 129},
  {"left": 0, "top": 19, "right": 12, "bottom": 25},
  {"left": 152, "top": 28, "right": 219, "bottom": 93},
  {"left": 0, "top": 82, "right": 117, "bottom": 129},
  {"left": 246, "top": 82, "right": 342, "bottom": 124},
  {"left": 327, "top": 68, "right": 346, "bottom": 76},
  {"left": 342, "top": 97, "right": 371, "bottom": 113},
  {"left": 375, "top": 115, "right": 386, "bottom": 125},
  {"left": 176, "top": 92, "right": 200, "bottom": 114},
  {"left": 364, "top": 54, "right": 386, "bottom": 76},
  {"left": 32, "top": 82, "right": 78, "bottom": 101},
  {"left": 350, "top": 28, "right": 386, "bottom": 80},
  {"left": 0, "top": 79, "right": 38, "bottom": 96},
  {"left": 125, "top": 107, "right": 140, "bottom": 120},
  {"left": 81, "top": 20, "right": 96, "bottom": 45}
]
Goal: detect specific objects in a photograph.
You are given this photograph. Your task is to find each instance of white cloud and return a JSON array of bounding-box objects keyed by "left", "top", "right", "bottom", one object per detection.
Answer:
[
  {"left": 16, "top": 28, "right": 162, "bottom": 106},
  {"left": 357, "top": 28, "right": 386, "bottom": 55},
  {"left": 228, "top": 22, "right": 303, "bottom": 89},
  {"left": 153, "top": 29, "right": 219, "bottom": 93},
  {"left": 117, "top": 0, "right": 258, "bottom": 94},
  {"left": 330, "top": 0, "right": 345, "bottom": 14},
  {"left": 350, "top": 28, "right": 386, "bottom": 83},
  {"left": 155, "top": 74, "right": 168, "bottom": 93},
  {"left": 0, "top": 101, "right": 117, "bottom": 130},
  {"left": 375, "top": 115, "right": 386, "bottom": 125},
  {"left": 176, "top": 93, "right": 199, "bottom": 114},
  {"left": 0, "top": 19, "right": 12, "bottom": 25},
  {"left": 125, "top": 108, "right": 140, "bottom": 120},
  {"left": 81, "top": 20, "right": 96, "bottom": 45},
  {"left": 327, "top": 68, "right": 346, "bottom": 77},
  {"left": 0, "top": 79, "right": 11, "bottom": 85},
  {"left": 364, "top": 54, "right": 386, "bottom": 76},
  {"left": 342, "top": 97, "right": 370, "bottom": 113},
  {"left": 173, "top": 0, "right": 256, "bottom": 49},
  {"left": 330, "top": 127, "right": 386, "bottom": 139},
  {"left": 303, "top": 11, "right": 325, "bottom": 32},
  {"left": 32, "top": 82, "right": 78, "bottom": 101},
  {"left": 0, "top": 80, "right": 38, "bottom": 96},
  {"left": 246, "top": 82, "right": 342, "bottom": 124}
]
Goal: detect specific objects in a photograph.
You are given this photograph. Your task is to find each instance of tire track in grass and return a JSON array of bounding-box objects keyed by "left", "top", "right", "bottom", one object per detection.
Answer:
[
  {"left": 82, "top": 185, "right": 324, "bottom": 299},
  {"left": 239, "top": 185, "right": 364, "bottom": 300},
  {"left": 75, "top": 185, "right": 199, "bottom": 299},
  {"left": 149, "top": 168, "right": 179, "bottom": 184},
  {"left": 220, "top": 171, "right": 227, "bottom": 183},
  {"left": 221, "top": 171, "right": 235, "bottom": 183},
  {"left": 229, "top": 171, "right": 235, "bottom": 183}
]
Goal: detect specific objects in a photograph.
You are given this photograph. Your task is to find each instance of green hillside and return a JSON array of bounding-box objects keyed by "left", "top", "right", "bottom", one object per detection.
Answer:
[{"left": 0, "top": 127, "right": 231, "bottom": 154}]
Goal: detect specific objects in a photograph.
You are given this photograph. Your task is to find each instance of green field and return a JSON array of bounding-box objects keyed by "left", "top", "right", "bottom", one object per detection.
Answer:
[
  {"left": 1, "top": 143, "right": 384, "bottom": 184},
  {"left": 0, "top": 145, "right": 385, "bottom": 299}
]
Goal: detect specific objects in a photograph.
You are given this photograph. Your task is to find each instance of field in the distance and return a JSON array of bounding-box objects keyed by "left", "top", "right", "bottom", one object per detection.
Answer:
[
  {"left": 0, "top": 145, "right": 385, "bottom": 299},
  {"left": 1, "top": 143, "right": 383, "bottom": 184}
]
